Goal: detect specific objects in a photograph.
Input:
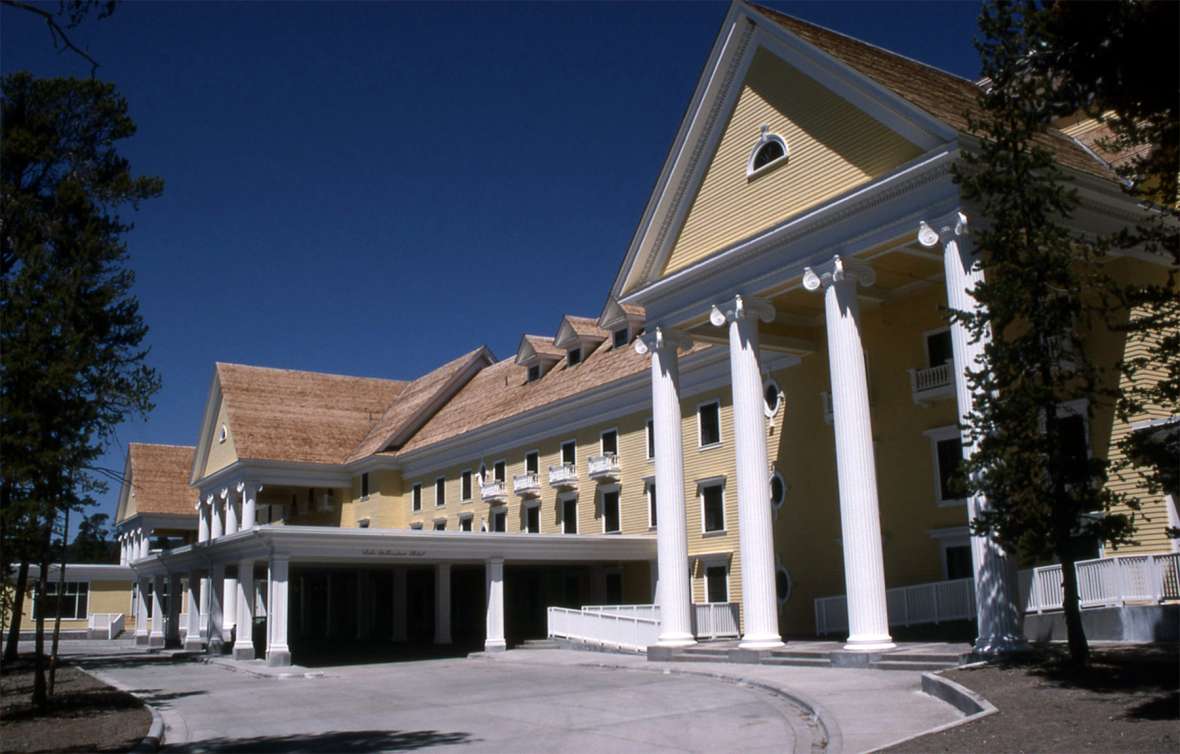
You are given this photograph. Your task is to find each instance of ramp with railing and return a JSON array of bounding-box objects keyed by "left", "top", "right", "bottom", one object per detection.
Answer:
[
  {"left": 88, "top": 612, "right": 125, "bottom": 639},
  {"left": 548, "top": 602, "right": 741, "bottom": 650}
]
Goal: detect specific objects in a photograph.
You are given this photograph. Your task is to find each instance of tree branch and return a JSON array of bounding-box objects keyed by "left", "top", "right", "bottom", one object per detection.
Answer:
[{"left": 2, "top": 0, "right": 101, "bottom": 76}]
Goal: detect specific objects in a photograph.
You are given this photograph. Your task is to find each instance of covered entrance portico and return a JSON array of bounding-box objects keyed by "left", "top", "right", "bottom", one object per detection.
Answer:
[{"left": 131, "top": 525, "right": 656, "bottom": 666}]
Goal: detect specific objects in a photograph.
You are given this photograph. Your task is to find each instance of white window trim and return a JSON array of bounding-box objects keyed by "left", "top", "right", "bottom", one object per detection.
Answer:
[
  {"left": 434, "top": 477, "right": 446, "bottom": 508},
  {"left": 493, "top": 459, "right": 507, "bottom": 483},
  {"left": 612, "top": 327, "right": 629, "bottom": 349},
  {"left": 745, "top": 128, "right": 789, "bottom": 179},
  {"left": 700, "top": 557, "right": 731, "bottom": 603},
  {"left": 644, "top": 476, "right": 656, "bottom": 530},
  {"left": 567, "top": 347, "right": 582, "bottom": 367},
  {"left": 460, "top": 469, "right": 473, "bottom": 502},
  {"left": 433, "top": 517, "right": 447, "bottom": 531},
  {"left": 599, "top": 483, "right": 621, "bottom": 534},
  {"left": 524, "top": 449, "right": 541, "bottom": 475},
  {"left": 698, "top": 476, "right": 727, "bottom": 535},
  {"left": 409, "top": 521, "right": 423, "bottom": 530},
  {"left": 599, "top": 427, "right": 619, "bottom": 456},
  {"left": 523, "top": 502, "right": 541, "bottom": 533},
  {"left": 411, "top": 483, "right": 422, "bottom": 512},
  {"left": 491, "top": 508, "right": 507, "bottom": 533},
  {"left": 923, "top": 425, "right": 966, "bottom": 507},
  {"left": 697, "top": 400, "right": 723, "bottom": 450},
  {"left": 924, "top": 326, "right": 952, "bottom": 367},
  {"left": 559, "top": 491, "right": 578, "bottom": 534},
  {"left": 560, "top": 439, "right": 577, "bottom": 466},
  {"left": 763, "top": 379, "right": 782, "bottom": 418},
  {"left": 459, "top": 512, "right": 474, "bottom": 531},
  {"left": 360, "top": 472, "right": 370, "bottom": 502},
  {"left": 929, "top": 526, "right": 972, "bottom": 580},
  {"left": 645, "top": 418, "right": 655, "bottom": 462}
]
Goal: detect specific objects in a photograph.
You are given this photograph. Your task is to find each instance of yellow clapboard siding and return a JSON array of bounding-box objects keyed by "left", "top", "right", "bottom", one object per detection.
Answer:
[
  {"left": 202, "top": 395, "right": 238, "bottom": 478},
  {"left": 662, "top": 46, "right": 923, "bottom": 276}
]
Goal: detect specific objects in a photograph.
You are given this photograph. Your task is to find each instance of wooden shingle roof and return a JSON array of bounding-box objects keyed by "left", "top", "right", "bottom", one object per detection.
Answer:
[
  {"left": 123, "top": 443, "right": 196, "bottom": 520},
  {"left": 750, "top": 4, "right": 1116, "bottom": 181},
  {"left": 217, "top": 363, "right": 407, "bottom": 466}
]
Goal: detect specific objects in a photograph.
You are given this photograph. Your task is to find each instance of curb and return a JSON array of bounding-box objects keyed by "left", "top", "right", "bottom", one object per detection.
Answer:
[
  {"left": 74, "top": 664, "right": 164, "bottom": 753},
  {"left": 473, "top": 653, "right": 842, "bottom": 753},
  {"left": 866, "top": 668, "right": 997, "bottom": 752}
]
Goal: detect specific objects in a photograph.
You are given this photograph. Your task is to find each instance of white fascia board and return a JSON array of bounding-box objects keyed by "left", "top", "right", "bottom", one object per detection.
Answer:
[
  {"left": 117, "top": 512, "right": 197, "bottom": 534},
  {"left": 196, "top": 460, "right": 352, "bottom": 494},
  {"left": 29, "top": 563, "right": 136, "bottom": 581},
  {"left": 625, "top": 148, "right": 961, "bottom": 329},
  {"left": 190, "top": 369, "right": 222, "bottom": 486}
]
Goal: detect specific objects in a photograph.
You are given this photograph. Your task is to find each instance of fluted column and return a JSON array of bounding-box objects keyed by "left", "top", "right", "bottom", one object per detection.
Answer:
[
  {"left": 710, "top": 295, "right": 783, "bottom": 649},
  {"left": 233, "top": 560, "right": 255, "bottom": 660},
  {"left": 185, "top": 571, "right": 204, "bottom": 650},
  {"left": 434, "top": 564, "right": 452, "bottom": 645},
  {"left": 636, "top": 328, "right": 696, "bottom": 647},
  {"left": 207, "top": 562, "right": 225, "bottom": 653},
  {"left": 223, "top": 564, "right": 238, "bottom": 639},
  {"left": 266, "top": 555, "right": 291, "bottom": 666},
  {"left": 134, "top": 577, "right": 149, "bottom": 644},
  {"left": 209, "top": 493, "right": 224, "bottom": 540},
  {"left": 198, "top": 571, "right": 211, "bottom": 640},
  {"left": 149, "top": 575, "right": 166, "bottom": 648},
  {"left": 485, "top": 558, "right": 506, "bottom": 652},
  {"left": 223, "top": 487, "right": 239, "bottom": 536},
  {"left": 197, "top": 500, "right": 210, "bottom": 543},
  {"left": 920, "top": 212, "right": 1024, "bottom": 654},
  {"left": 118, "top": 536, "right": 126, "bottom": 565},
  {"left": 239, "top": 481, "right": 259, "bottom": 531},
  {"left": 804, "top": 255, "right": 894, "bottom": 651}
]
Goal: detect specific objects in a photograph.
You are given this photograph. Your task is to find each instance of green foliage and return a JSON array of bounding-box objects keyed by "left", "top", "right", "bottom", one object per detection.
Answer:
[{"left": 70, "top": 512, "right": 116, "bottom": 563}]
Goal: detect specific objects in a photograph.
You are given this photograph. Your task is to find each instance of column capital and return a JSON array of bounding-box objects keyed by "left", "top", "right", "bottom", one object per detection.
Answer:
[
  {"left": 803, "top": 255, "right": 876, "bottom": 292},
  {"left": 918, "top": 210, "right": 968, "bottom": 248},
  {"left": 634, "top": 326, "right": 693, "bottom": 355},
  {"left": 218, "top": 487, "right": 229, "bottom": 500},
  {"left": 235, "top": 480, "right": 263, "bottom": 495},
  {"left": 708, "top": 294, "right": 775, "bottom": 327}
]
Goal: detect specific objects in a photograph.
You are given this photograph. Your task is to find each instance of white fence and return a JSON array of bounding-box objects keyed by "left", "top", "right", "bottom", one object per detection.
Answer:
[
  {"left": 692, "top": 602, "right": 741, "bottom": 639},
  {"left": 816, "top": 553, "right": 1180, "bottom": 636},
  {"left": 582, "top": 604, "right": 660, "bottom": 621},
  {"left": 547, "top": 606, "right": 660, "bottom": 651},
  {"left": 88, "top": 612, "right": 125, "bottom": 639}
]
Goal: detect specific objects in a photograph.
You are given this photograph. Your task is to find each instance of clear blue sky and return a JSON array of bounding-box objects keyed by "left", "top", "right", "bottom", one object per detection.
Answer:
[{"left": 1, "top": 1, "right": 983, "bottom": 529}]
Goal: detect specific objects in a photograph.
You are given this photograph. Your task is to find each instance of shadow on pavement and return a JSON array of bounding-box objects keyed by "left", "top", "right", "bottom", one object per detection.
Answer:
[{"left": 166, "top": 729, "right": 477, "bottom": 752}]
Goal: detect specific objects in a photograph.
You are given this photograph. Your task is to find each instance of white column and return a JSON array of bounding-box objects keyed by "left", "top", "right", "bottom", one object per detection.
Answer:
[
  {"left": 134, "top": 577, "right": 149, "bottom": 644},
  {"left": 166, "top": 573, "right": 182, "bottom": 647},
  {"left": 224, "top": 487, "right": 239, "bottom": 535},
  {"left": 711, "top": 295, "right": 784, "bottom": 649},
  {"left": 149, "top": 575, "right": 166, "bottom": 648},
  {"left": 239, "top": 481, "right": 259, "bottom": 531},
  {"left": 484, "top": 558, "right": 506, "bottom": 652},
  {"left": 804, "top": 256, "right": 894, "bottom": 651},
  {"left": 636, "top": 328, "right": 696, "bottom": 647},
  {"left": 233, "top": 560, "right": 255, "bottom": 660},
  {"left": 266, "top": 556, "right": 291, "bottom": 666},
  {"left": 434, "top": 563, "right": 452, "bottom": 645},
  {"left": 197, "top": 501, "right": 210, "bottom": 543},
  {"left": 921, "top": 212, "right": 1025, "bottom": 653},
  {"left": 207, "top": 563, "right": 225, "bottom": 652},
  {"left": 392, "top": 568, "right": 408, "bottom": 642},
  {"left": 209, "top": 493, "right": 224, "bottom": 539},
  {"left": 223, "top": 565, "right": 238, "bottom": 638},
  {"left": 185, "top": 571, "right": 204, "bottom": 650},
  {"left": 199, "top": 572, "right": 211, "bottom": 640}
]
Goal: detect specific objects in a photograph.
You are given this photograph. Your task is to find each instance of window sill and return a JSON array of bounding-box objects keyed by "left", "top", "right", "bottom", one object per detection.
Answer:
[
  {"left": 702, "top": 529, "right": 727, "bottom": 538},
  {"left": 603, "top": 529, "right": 621, "bottom": 535},
  {"left": 698, "top": 442, "right": 723, "bottom": 452},
  {"left": 460, "top": 499, "right": 472, "bottom": 504}
]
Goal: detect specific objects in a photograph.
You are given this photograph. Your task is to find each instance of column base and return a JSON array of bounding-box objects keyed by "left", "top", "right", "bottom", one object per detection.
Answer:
[
  {"left": 739, "top": 634, "right": 785, "bottom": 650},
  {"left": 656, "top": 632, "right": 697, "bottom": 648},
  {"left": 484, "top": 639, "right": 507, "bottom": 653},
  {"left": 265, "top": 648, "right": 291, "bottom": 667},
  {"left": 134, "top": 633, "right": 149, "bottom": 646},
  {"left": 183, "top": 637, "right": 205, "bottom": 651},
  {"left": 147, "top": 634, "right": 166, "bottom": 648},
  {"left": 232, "top": 644, "right": 255, "bottom": 661},
  {"left": 843, "top": 634, "right": 895, "bottom": 652},
  {"left": 973, "top": 634, "right": 1029, "bottom": 656}
]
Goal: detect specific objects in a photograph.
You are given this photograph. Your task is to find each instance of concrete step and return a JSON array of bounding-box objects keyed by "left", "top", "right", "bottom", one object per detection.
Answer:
[
  {"left": 761, "top": 656, "right": 832, "bottom": 668},
  {"left": 517, "top": 639, "right": 560, "bottom": 650},
  {"left": 869, "top": 659, "right": 961, "bottom": 672}
]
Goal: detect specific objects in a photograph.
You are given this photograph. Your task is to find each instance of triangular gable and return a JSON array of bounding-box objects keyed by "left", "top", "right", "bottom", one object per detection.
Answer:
[
  {"left": 609, "top": 1, "right": 957, "bottom": 299},
  {"left": 515, "top": 335, "right": 563, "bottom": 366},
  {"left": 191, "top": 368, "right": 239, "bottom": 483},
  {"left": 114, "top": 447, "right": 135, "bottom": 524}
]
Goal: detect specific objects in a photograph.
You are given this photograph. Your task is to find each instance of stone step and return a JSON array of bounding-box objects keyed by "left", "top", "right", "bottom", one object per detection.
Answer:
[
  {"left": 760, "top": 656, "right": 832, "bottom": 668},
  {"left": 517, "top": 639, "right": 560, "bottom": 650},
  {"left": 870, "top": 659, "right": 961, "bottom": 672}
]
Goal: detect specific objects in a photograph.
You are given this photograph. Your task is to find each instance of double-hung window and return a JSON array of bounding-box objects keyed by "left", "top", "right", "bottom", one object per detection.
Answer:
[
  {"left": 701, "top": 481, "right": 725, "bottom": 533},
  {"left": 411, "top": 484, "right": 422, "bottom": 512},
  {"left": 698, "top": 402, "right": 721, "bottom": 447},
  {"left": 602, "top": 489, "right": 620, "bottom": 533},
  {"left": 435, "top": 477, "right": 446, "bottom": 507},
  {"left": 36, "top": 582, "right": 88, "bottom": 620},
  {"left": 562, "top": 496, "right": 578, "bottom": 534},
  {"left": 461, "top": 470, "right": 472, "bottom": 501},
  {"left": 561, "top": 440, "right": 576, "bottom": 466}
]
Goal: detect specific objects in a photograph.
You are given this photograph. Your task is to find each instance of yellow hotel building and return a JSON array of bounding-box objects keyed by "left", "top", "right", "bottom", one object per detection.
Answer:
[{"left": 96, "top": 3, "right": 1175, "bottom": 665}]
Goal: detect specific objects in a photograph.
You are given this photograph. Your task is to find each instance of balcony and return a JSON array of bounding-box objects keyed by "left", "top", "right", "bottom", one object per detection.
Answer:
[
  {"left": 908, "top": 362, "right": 954, "bottom": 406},
  {"left": 513, "top": 471, "right": 540, "bottom": 496},
  {"left": 548, "top": 463, "right": 578, "bottom": 489},
  {"left": 587, "top": 453, "right": 620, "bottom": 480},
  {"left": 480, "top": 479, "right": 507, "bottom": 503}
]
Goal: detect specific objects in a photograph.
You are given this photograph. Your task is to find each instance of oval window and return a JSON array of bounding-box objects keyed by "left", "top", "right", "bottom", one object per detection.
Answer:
[
  {"left": 776, "top": 565, "right": 792, "bottom": 605},
  {"left": 747, "top": 129, "right": 789, "bottom": 177},
  {"left": 770, "top": 472, "right": 786, "bottom": 509},
  {"left": 753, "top": 140, "right": 784, "bottom": 170},
  {"left": 764, "top": 381, "right": 781, "bottom": 416}
]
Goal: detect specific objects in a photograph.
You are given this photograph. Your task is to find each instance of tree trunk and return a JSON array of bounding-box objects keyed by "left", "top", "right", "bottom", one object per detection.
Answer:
[
  {"left": 1056, "top": 531, "right": 1090, "bottom": 666},
  {"left": 49, "top": 507, "right": 69, "bottom": 696},
  {"left": 3, "top": 558, "right": 30, "bottom": 663},
  {"left": 31, "top": 552, "right": 50, "bottom": 707}
]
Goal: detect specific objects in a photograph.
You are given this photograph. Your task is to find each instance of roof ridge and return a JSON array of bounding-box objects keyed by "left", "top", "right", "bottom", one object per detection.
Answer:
[
  {"left": 216, "top": 361, "right": 407, "bottom": 385},
  {"left": 748, "top": 3, "right": 978, "bottom": 88},
  {"left": 130, "top": 442, "right": 195, "bottom": 450}
]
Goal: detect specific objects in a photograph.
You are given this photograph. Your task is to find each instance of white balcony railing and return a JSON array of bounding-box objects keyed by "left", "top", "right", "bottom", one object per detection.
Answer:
[
  {"left": 909, "top": 362, "right": 954, "bottom": 405},
  {"left": 548, "top": 463, "right": 578, "bottom": 488},
  {"left": 513, "top": 472, "right": 540, "bottom": 496},
  {"left": 547, "top": 606, "right": 659, "bottom": 652},
  {"left": 587, "top": 453, "right": 620, "bottom": 480},
  {"left": 480, "top": 479, "right": 507, "bottom": 503},
  {"left": 692, "top": 602, "right": 741, "bottom": 639},
  {"left": 815, "top": 553, "right": 1180, "bottom": 635}
]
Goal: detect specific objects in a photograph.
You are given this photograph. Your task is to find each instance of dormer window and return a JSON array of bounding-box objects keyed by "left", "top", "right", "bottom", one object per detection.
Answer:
[
  {"left": 747, "top": 126, "right": 788, "bottom": 178},
  {"left": 527, "top": 365, "right": 541, "bottom": 382},
  {"left": 612, "top": 328, "right": 628, "bottom": 348},
  {"left": 567, "top": 348, "right": 582, "bottom": 366}
]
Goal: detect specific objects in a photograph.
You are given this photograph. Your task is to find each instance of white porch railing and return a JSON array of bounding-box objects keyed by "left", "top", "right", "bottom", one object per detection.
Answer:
[
  {"left": 587, "top": 453, "right": 620, "bottom": 480},
  {"left": 480, "top": 479, "right": 507, "bottom": 502},
  {"left": 816, "top": 553, "right": 1180, "bottom": 635},
  {"left": 547, "top": 606, "right": 659, "bottom": 651},
  {"left": 908, "top": 362, "right": 954, "bottom": 404},
  {"left": 513, "top": 472, "right": 540, "bottom": 496},
  {"left": 582, "top": 604, "right": 660, "bottom": 621},
  {"left": 1021, "top": 552, "right": 1180, "bottom": 612},
  {"left": 548, "top": 463, "right": 578, "bottom": 488},
  {"left": 692, "top": 602, "right": 741, "bottom": 639},
  {"left": 88, "top": 612, "right": 125, "bottom": 640}
]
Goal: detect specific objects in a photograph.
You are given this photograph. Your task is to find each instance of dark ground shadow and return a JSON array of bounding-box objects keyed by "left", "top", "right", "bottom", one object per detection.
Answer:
[
  {"left": 166, "top": 729, "right": 477, "bottom": 753},
  {"left": 291, "top": 639, "right": 482, "bottom": 668}
]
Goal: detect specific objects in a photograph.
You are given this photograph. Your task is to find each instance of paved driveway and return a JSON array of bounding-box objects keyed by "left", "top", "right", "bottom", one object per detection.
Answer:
[{"left": 80, "top": 650, "right": 816, "bottom": 753}]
